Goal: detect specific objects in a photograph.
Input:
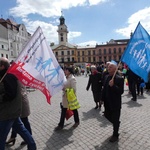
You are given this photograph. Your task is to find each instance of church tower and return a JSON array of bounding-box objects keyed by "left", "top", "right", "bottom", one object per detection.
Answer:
[{"left": 57, "top": 12, "right": 68, "bottom": 45}]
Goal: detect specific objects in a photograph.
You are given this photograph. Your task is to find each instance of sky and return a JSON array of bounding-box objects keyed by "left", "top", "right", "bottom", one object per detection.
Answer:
[{"left": 0, "top": 0, "right": 150, "bottom": 46}]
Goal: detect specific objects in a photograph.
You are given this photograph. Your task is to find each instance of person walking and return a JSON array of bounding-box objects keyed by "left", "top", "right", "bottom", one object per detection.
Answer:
[
  {"left": 6, "top": 84, "right": 32, "bottom": 146},
  {"left": 102, "top": 62, "right": 124, "bottom": 142},
  {"left": 0, "top": 57, "right": 36, "bottom": 150},
  {"left": 55, "top": 67, "right": 80, "bottom": 130},
  {"left": 86, "top": 65, "right": 103, "bottom": 109}
]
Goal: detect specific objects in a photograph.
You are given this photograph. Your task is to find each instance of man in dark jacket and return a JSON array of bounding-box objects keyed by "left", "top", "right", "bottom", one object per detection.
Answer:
[
  {"left": 0, "top": 57, "right": 36, "bottom": 150},
  {"left": 102, "top": 62, "right": 124, "bottom": 142},
  {"left": 86, "top": 65, "right": 102, "bottom": 109}
]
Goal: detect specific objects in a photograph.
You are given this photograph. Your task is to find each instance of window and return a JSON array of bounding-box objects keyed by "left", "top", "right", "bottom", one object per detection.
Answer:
[
  {"left": 104, "top": 49, "right": 106, "bottom": 54},
  {"left": 109, "top": 48, "right": 111, "bottom": 54},
  {"left": 78, "top": 51, "right": 80, "bottom": 56},
  {"left": 118, "top": 48, "right": 121, "bottom": 53},
  {"left": 93, "top": 57, "right": 96, "bottom": 62},
  {"left": 1, "top": 54, "right": 3, "bottom": 57},
  {"left": 78, "top": 58, "right": 80, "bottom": 62},
  {"left": 56, "top": 52, "right": 58, "bottom": 56},
  {"left": 11, "top": 51, "right": 13, "bottom": 56},
  {"left": 6, "top": 54, "right": 8, "bottom": 58},
  {"left": 61, "top": 37, "right": 63, "bottom": 41},
  {"left": 82, "top": 51, "right": 84, "bottom": 56},
  {"left": 2, "top": 45, "right": 4, "bottom": 49},
  {"left": 67, "top": 51, "right": 70, "bottom": 55},
  {"left": 72, "top": 57, "right": 74, "bottom": 61},
  {"left": 88, "top": 57, "right": 91, "bottom": 62},
  {"left": 72, "top": 51, "right": 74, "bottom": 55},
  {"left": 99, "top": 49, "right": 101, "bottom": 55},
  {"left": 88, "top": 51, "right": 91, "bottom": 55},
  {"left": 114, "top": 48, "right": 116, "bottom": 54},
  {"left": 67, "top": 58, "right": 70, "bottom": 62},
  {"left": 82, "top": 57, "right": 84, "bottom": 62},
  {"left": 93, "top": 50, "right": 95, "bottom": 55},
  {"left": 61, "top": 51, "right": 64, "bottom": 55}
]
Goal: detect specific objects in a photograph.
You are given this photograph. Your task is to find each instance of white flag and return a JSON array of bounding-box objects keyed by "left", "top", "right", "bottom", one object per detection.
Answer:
[{"left": 8, "top": 27, "right": 66, "bottom": 104}]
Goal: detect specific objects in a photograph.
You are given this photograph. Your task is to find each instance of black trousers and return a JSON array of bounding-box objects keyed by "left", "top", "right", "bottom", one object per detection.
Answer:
[
  {"left": 58, "top": 108, "right": 79, "bottom": 127},
  {"left": 104, "top": 108, "right": 121, "bottom": 137}
]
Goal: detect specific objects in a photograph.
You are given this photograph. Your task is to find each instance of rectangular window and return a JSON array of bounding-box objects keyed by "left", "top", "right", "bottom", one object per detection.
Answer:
[
  {"left": 61, "top": 51, "right": 64, "bottom": 55},
  {"left": 2, "top": 45, "right": 4, "bottom": 49},
  {"left": 67, "top": 51, "right": 70, "bottom": 55},
  {"left": 82, "top": 51, "right": 84, "bottom": 56}
]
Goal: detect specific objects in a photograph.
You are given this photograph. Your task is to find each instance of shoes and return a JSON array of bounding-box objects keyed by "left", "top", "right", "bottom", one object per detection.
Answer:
[
  {"left": 6, "top": 138, "right": 16, "bottom": 145},
  {"left": 94, "top": 106, "right": 98, "bottom": 109},
  {"left": 109, "top": 136, "right": 118, "bottom": 143},
  {"left": 20, "top": 141, "right": 27, "bottom": 145},
  {"left": 54, "top": 126, "right": 63, "bottom": 131},
  {"left": 73, "top": 123, "right": 79, "bottom": 128},
  {"left": 131, "top": 98, "right": 136, "bottom": 101}
]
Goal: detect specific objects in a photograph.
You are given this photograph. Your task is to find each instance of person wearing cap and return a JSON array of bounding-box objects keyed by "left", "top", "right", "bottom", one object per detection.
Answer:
[
  {"left": 86, "top": 65, "right": 103, "bottom": 109},
  {"left": 101, "top": 62, "right": 124, "bottom": 142}
]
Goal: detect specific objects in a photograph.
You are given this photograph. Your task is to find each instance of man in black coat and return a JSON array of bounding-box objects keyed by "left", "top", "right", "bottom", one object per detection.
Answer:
[
  {"left": 86, "top": 65, "right": 102, "bottom": 109},
  {"left": 102, "top": 63, "right": 124, "bottom": 142}
]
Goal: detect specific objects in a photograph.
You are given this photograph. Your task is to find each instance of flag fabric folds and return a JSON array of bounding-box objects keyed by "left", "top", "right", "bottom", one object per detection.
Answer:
[
  {"left": 121, "top": 22, "right": 150, "bottom": 82},
  {"left": 7, "top": 27, "right": 66, "bottom": 104}
]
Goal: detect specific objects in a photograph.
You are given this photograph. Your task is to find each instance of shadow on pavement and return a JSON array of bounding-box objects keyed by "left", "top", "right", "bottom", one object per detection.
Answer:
[
  {"left": 94, "top": 136, "right": 119, "bottom": 150},
  {"left": 43, "top": 125, "right": 74, "bottom": 150}
]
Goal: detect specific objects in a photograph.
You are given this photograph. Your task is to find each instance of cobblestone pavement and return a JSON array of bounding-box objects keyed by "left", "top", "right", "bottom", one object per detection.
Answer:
[{"left": 5, "top": 76, "right": 150, "bottom": 150}]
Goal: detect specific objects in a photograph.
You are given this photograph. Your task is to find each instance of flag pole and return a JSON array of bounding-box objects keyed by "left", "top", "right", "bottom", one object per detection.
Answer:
[
  {"left": 112, "top": 61, "right": 122, "bottom": 80},
  {"left": 0, "top": 72, "right": 7, "bottom": 83}
]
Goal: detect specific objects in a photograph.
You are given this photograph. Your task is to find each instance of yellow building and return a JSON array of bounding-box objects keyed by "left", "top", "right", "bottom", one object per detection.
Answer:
[{"left": 51, "top": 15, "right": 129, "bottom": 67}]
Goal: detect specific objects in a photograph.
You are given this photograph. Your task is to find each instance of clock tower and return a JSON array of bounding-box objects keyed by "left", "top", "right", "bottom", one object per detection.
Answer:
[{"left": 57, "top": 12, "right": 68, "bottom": 45}]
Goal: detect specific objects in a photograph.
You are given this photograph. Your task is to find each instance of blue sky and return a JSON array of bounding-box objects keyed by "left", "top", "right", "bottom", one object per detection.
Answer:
[{"left": 0, "top": 0, "right": 150, "bottom": 46}]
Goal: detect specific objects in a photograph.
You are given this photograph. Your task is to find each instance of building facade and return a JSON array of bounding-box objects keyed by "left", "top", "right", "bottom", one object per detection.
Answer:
[
  {"left": 51, "top": 15, "right": 129, "bottom": 67},
  {"left": 0, "top": 18, "right": 31, "bottom": 61}
]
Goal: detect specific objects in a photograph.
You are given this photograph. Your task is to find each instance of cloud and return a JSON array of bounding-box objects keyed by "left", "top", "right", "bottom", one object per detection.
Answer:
[
  {"left": 88, "top": 0, "right": 109, "bottom": 6},
  {"left": 68, "top": 32, "right": 82, "bottom": 40},
  {"left": 9, "top": 0, "right": 109, "bottom": 44},
  {"left": 77, "top": 40, "right": 97, "bottom": 46},
  {"left": 116, "top": 7, "right": 150, "bottom": 38},
  {"left": 10, "top": 0, "right": 109, "bottom": 18},
  {"left": 22, "top": 18, "right": 58, "bottom": 44}
]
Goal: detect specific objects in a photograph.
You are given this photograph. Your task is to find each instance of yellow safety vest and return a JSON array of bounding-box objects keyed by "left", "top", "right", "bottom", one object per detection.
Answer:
[{"left": 66, "top": 88, "right": 80, "bottom": 110}]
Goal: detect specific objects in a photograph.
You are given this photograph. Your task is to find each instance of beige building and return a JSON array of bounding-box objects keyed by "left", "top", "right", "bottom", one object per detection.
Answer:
[
  {"left": 51, "top": 15, "right": 129, "bottom": 67},
  {"left": 0, "top": 18, "right": 31, "bottom": 61}
]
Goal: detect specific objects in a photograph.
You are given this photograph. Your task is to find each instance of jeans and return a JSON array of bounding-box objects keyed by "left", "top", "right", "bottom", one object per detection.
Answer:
[
  {"left": 0, "top": 117, "right": 36, "bottom": 150},
  {"left": 11, "top": 117, "right": 32, "bottom": 138}
]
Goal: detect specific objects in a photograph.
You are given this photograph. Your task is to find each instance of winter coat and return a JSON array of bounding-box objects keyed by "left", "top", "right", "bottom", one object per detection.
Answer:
[{"left": 0, "top": 73, "right": 22, "bottom": 121}]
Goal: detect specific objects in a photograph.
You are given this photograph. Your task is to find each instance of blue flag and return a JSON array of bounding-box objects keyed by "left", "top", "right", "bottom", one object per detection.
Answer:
[{"left": 121, "top": 22, "right": 150, "bottom": 82}]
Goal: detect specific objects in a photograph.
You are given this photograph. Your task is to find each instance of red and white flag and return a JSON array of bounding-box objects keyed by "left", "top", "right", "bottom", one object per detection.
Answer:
[{"left": 7, "top": 27, "right": 66, "bottom": 104}]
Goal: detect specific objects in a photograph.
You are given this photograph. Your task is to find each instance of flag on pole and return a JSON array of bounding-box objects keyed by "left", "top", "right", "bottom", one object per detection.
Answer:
[
  {"left": 121, "top": 22, "right": 150, "bottom": 82},
  {"left": 7, "top": 26, "right": 67, "bottom": 104}
]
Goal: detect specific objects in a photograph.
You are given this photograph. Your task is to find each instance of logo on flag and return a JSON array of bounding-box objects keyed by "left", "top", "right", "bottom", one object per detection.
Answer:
[
  {"left": 7, "top": 27, "right": 66, "bottom": 104},
  {"left": 121, "top": 22, "right": 150, "bottom": 82}
]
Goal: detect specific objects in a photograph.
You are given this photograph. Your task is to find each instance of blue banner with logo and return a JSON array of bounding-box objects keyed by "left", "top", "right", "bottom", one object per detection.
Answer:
[{"left": 121, "top": 22, "right": 150, "bottom": 82}]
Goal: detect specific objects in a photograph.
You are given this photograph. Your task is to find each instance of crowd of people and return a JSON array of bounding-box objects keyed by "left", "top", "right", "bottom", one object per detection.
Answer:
[{"left": 0, "top": 57, "right": 149, "bottom": 150}]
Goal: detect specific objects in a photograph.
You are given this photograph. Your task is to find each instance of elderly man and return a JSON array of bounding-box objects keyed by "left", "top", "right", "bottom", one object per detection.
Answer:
[
  {"left": 0, "top": 57, "right": 36, "bottom": 150},
  {"left": 102, "top": 62, "right": 124, "bottom": 142}
]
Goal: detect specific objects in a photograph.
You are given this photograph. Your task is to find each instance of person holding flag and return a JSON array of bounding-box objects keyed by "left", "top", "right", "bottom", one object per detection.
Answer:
[
  {"left": 0, "top": 57, "right": 36, "bottom": 150},
  {"left": 101, "top": 62, "right": 124, "bottom": 142}
]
